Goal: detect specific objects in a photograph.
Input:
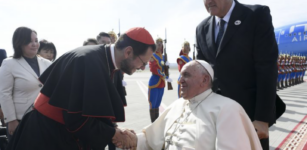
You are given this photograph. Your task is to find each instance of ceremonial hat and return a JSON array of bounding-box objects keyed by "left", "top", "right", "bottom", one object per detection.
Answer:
[
  {"left": 108, "top": 30, "right": 117, "bottom": 38},
  {"left": 125, "top": 27, "right": 155, "bottom": 45},
  {"left": 183, "top": 41, "right": 190, "bottom": 46},
  {"left": 195, "top": 60, "right": 214, "bottom": 80},
  {"left": 156, "top": 37, "right": 163, "bottom": 43},
  {"left": 108, "top": 30, "right": 116, "bottom": 35}
]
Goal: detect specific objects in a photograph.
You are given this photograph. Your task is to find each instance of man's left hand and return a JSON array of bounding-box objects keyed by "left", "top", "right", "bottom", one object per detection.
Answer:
[
  {"left": 253, "top": 120, "right": 269, "bottom": 139},
  {"left": 166, "top": 77, "right": 172, "bottom": 83}
]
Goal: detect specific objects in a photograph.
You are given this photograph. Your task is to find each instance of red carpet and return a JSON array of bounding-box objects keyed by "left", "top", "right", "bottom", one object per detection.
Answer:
[{"left": 276, "top": 115, "right": 307, "bottom": 150}]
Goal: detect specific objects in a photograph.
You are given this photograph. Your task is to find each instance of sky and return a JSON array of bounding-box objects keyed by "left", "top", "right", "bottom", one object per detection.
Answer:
[{"left": 1, "top": 0, "right": 307, "bottom": 63}]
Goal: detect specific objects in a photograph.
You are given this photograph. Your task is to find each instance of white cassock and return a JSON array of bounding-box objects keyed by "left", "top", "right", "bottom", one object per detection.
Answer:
[{"left": 137, "top": 89, "right": 262, "bottom": 150}]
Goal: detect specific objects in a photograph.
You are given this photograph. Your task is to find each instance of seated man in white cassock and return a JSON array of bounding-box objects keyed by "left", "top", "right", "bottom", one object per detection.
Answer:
[{"left": 132, "top": 60, "right": 262, "bottom": 150}]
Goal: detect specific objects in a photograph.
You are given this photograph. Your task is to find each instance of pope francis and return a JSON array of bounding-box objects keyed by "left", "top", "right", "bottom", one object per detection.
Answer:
[{"left": 116, "top": 60, "right": 262, "bottom": 150}]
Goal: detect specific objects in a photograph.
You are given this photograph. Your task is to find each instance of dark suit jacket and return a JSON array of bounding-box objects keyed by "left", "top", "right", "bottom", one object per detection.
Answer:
[{"left": 196, "top": 1, "right": 285, "bottom": 125}]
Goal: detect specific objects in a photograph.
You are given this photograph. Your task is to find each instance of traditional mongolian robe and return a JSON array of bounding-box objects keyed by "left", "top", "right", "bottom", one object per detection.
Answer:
[{"left": 148, "top": 51, "right": 165, "bottom": 109}]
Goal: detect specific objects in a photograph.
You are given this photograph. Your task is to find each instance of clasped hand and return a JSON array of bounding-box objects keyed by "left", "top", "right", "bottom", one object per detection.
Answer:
[
  {"left": 253, "top": 120, "right": 269, "bottom": 139},
  {"left": 112, "top": 128, "right": 137, "bottom": 150}
]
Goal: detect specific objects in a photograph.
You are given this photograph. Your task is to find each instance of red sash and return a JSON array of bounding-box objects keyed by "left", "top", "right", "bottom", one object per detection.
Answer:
[{"left": 34, "top": 93, "right": 65, "bottom": 124}]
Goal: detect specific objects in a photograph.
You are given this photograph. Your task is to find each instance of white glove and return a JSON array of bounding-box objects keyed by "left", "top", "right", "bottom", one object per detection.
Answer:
[
  {"left": 122, "top": 80, "right": 127, "bottom": 87},
  {"left": 165, "top": 61, "right": 170, "bottom": 66},
  {"left": 166, "top": 78, "right": 173, "bottom": 83}
]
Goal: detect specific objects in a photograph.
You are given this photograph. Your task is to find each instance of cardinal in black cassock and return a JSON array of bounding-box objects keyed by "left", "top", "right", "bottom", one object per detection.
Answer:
[{"left": 6, "top": 27, "right": 156, "bottom": 150}]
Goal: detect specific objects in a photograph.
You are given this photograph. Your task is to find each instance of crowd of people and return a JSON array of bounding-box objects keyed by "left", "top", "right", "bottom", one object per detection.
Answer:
[{"left": 0, "top": 0, "right": 306, "bottom": 149}]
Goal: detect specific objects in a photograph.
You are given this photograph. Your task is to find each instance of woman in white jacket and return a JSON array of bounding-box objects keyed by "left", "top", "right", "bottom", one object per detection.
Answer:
[{"left": 0, "top": 27, "right": 51, "bottom": 139}]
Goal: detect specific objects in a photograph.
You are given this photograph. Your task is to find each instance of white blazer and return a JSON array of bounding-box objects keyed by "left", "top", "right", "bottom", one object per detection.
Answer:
[{"left": 0, "top": 56, "right": 51, "bottom": 123}]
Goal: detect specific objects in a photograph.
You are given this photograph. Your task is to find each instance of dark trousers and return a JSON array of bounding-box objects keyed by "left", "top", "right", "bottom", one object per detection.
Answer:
[
  {"left": 107, "top": 143, "right": 116, "bottom": 150},
  {"left": 261, "top": 138, "right": 269, "bottom": 150}
]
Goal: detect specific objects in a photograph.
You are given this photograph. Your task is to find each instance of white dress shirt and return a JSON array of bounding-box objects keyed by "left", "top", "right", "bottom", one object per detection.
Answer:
[{"left": 110, "top": 44, "right": 118, "bottom": 69}]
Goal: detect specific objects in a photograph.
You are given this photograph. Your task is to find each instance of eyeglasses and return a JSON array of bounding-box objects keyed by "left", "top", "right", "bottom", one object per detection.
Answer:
[{"left": 137, "top": 55, "right": 147, "bottom": 68}]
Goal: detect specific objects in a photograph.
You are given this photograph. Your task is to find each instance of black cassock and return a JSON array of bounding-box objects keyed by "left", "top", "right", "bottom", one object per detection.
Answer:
[{"left": 7, "top": 45, "right": 127, "bottom": 150}]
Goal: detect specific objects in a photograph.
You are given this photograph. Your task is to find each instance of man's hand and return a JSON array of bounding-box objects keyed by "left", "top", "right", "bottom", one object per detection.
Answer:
[
  {"left": 8, "top": 120, "right": 19, "bottom": 135},
  {"left": 157, "top": 70, "right": 166, "bottom": 78},
  {"left": 166, "top": 77, "right": 172, "bottom": 83},
  {"left": 123, "top": 129, "right": 137, "bottom": 149},
  {"left": 112, "top": 128, "right": 137, "bottom": 149},
  {"left": 253, "top": 120, "right": 269, "bottom": 139},
  {"left": 165, "top": 61, "right": 170, "bottom": 66}
]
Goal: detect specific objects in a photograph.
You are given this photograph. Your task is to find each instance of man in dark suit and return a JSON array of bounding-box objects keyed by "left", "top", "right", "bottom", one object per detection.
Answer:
[{"left": 196, "top": 0, "right": 285, "bottom": 149}]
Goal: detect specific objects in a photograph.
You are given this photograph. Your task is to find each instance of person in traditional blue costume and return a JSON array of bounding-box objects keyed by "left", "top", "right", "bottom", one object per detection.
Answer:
[
  {"left": 148, "top": 38, "right": 170, "bottom": 123},
  {"left": 176, "top": 41, "right": 192, "bottom": 98}
]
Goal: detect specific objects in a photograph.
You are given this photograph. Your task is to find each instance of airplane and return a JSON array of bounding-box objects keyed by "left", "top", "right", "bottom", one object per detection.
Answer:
[{"left": 274, "top": 22, "right": 307, "bottom": 56}]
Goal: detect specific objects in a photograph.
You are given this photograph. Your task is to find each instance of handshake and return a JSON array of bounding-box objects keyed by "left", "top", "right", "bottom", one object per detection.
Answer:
[{"left": 112, "top": 128, "right": 137, "bottom": 150}]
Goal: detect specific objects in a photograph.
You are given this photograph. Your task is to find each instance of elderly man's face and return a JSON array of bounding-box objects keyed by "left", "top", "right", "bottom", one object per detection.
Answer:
[
  {"left": 179, "top": 64, "right": 203, "bottom": 99},
  {"left": 204, "top": 0, "right": 233, "bottom": 18}
]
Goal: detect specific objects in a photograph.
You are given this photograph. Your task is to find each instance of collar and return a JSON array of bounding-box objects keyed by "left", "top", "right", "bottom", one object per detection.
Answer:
[
  {"left": 110, "top": 44, "right": 118, "bottom": 69},
  {"left": 155, "top": 51, "right": 162, "bottom": 54},
  {"left": 188, "top": 89, "right": 212, "bottom": 110},
  {"left": 182, "top": 54, "right": 189, "bottom": 57},
  {"left": 155, "top": 51, "right": 163, "bottom": 58},
  {"left": 23, "top": 55, "right": 38, "bottom": 62},
  {"left": 215, "top": 0, "right": 235, "bottom": 26}
]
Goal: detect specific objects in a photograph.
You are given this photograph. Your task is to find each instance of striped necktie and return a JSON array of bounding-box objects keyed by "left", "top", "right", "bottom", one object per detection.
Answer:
[{"left": 216, "top": 19, "right": 226, "bottom": 51}]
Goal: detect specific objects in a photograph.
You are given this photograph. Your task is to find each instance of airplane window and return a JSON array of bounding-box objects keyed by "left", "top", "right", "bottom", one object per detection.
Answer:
[
  {"left": 293, "top": 33, "right": 296, "bottom": 36},
  {"left": 304, "top": 31, "right": 306, "bottom": 35},
  {"left": 289, "top": 33, "right": 292, "bottom": 36}
]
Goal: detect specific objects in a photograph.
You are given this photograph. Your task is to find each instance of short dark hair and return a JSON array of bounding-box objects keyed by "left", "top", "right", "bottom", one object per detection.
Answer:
[
  {"left": 97, "top": 32, "right": 111, "bottom": 41},
  {"left": 12, "top": 27, "right": 37, "bottom": 59},
  {"left": 0, "top": 49, "right": 7, "bottom": 66},
  {"left": 115, "top": 33, "right": 156, "bottom": 56},
  {"left": 83, "top": 38, "right": 98, "bottom": 46},
  {"left": 38, "top": 39, "right": 57, "bottom": 61}
]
